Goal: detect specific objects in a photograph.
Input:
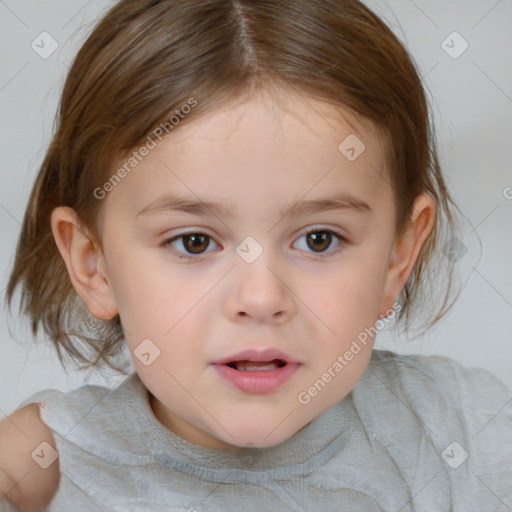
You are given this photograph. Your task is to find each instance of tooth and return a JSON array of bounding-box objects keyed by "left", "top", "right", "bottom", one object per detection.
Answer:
[
  {"left": 241, "top": 364, "right": 277, "bottom": 371},
  {"left": 234, "top": 361, "right": 280, "bottom": 371}
]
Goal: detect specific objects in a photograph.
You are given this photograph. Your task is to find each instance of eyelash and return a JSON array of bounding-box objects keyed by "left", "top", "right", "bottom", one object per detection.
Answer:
[{"left": 162, "top": 226, "right": 348, "bottom": 262}]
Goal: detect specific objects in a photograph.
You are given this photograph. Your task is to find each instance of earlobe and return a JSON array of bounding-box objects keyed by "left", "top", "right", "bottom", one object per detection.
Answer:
[
  {"left": 50, "top": 206, "right": 118, "bottom": 320},
  {"left": 379, "top": 194, "right": 436, "bottom": 314}
]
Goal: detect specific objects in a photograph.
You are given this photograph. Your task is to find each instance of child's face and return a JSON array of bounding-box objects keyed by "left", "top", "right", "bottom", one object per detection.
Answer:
[{"left": 93, "top": 89, "right": 417, "bottom": 449}]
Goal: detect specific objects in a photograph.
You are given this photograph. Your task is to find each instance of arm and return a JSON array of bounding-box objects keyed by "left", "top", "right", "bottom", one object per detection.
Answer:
[{"left": 0, "top": 404, "right": 60, "bottom": 511}]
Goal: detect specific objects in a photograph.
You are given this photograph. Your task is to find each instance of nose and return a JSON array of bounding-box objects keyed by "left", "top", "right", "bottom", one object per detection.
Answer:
[{"left": 224, "top": 250, "right": 296, "bottom": 325}]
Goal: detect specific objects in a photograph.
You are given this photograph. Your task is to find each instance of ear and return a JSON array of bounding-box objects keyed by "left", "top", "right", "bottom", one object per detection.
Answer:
[
  {"left": 379, "top": 193, "right": 436, "bottom": 315},
  {"left": 50, "top": 206, "right": 118, "bottom": 320}
]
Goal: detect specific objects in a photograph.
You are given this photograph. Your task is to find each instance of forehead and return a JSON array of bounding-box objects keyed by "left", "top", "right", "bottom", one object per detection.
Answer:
[
  {"left": 103, "top": 89, "right": 392, "bottom": 221},
  {"left": 167, "top": 88, "right": 382, "bottom": 164}
]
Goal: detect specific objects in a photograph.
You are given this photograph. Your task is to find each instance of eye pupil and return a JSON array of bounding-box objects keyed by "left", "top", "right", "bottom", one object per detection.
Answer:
[
  {"left": 307, "top": 231, "right": 331, "bottom": 252},
  {"left": 184, "top": 234, "right": 209, "bottom": 253}
]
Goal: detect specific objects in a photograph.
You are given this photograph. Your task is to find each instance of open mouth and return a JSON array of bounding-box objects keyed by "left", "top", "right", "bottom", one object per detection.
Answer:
[
  {"left": 225, "top": 359, "right": 288, "bottom": 371},
  {"left": 213, "top": 356, "right": 300, "bottom": 393}
]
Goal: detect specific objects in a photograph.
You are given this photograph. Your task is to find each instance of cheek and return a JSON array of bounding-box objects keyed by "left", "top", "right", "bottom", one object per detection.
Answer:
[
  {"left": 311, "top": 254, "right": 389, "bottom": 343},
  {"left": 103, "top": 248, "right": 178, "bottom": 342},
  {"left": 108, "top": 255, "right": 209, "bottom": 359}
]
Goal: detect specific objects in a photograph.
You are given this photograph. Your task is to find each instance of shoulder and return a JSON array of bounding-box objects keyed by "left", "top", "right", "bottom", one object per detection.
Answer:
[
  {"left": 0, "top": 378, "right": 119, "bottom": 510},
  {"left": 0, "top": 374, "right": 137, "bottom": 511},
  {"left": 357, "top": 349, "right": 512, "bottom": 464},
  {"left": 363, "top": 349, "right": 512, "bottom": 414},
  {"left": 348, "top": 350, "right": 512, "bottom": 506},
  {"left": 0, "top": 402, "right": 60, "bottom": 511},
  {"left": 354, "top": 348, "right": 512, "bottom": 440},
  {"left": 367, "top": 348, "right": 512, "bottom": 406}
]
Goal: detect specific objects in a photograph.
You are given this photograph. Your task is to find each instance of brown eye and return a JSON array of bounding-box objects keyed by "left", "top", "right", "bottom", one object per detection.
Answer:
[
  {"left": 306, "top": 231, "right": 332, "bottom": 252},
  {"left": 165, "top": 232, "right": 219, "bottom": 260},
  {"left": 293, "top": 227, "right": 347, "bottom": 258},
  {"left": 182, "top": 234, "right": 210, "bottom": 254}
]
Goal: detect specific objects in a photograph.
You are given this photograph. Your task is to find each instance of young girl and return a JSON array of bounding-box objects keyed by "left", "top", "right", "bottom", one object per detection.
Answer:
[{"left": 1, "top": 0, "right": 511, "bottom": 510}]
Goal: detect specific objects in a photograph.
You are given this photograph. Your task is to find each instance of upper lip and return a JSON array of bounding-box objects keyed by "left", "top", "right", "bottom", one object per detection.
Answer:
[{"left": 211, "top": 348, "right": 302, "bottom": 365}]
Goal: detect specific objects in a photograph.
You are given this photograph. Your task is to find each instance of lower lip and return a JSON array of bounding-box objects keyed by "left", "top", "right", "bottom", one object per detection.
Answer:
[{"left": 211, "top": 362, "right": 301, "bottom": 394}]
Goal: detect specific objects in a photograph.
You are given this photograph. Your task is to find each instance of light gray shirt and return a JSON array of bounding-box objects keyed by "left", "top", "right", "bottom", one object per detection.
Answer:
[{"left": 2, "top": 349, "right": 511, "bottom": 511}]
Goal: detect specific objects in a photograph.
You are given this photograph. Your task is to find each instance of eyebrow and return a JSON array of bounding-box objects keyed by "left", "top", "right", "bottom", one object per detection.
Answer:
[{"left": 137, "top": 192, "right": 372, "bottom": 219}]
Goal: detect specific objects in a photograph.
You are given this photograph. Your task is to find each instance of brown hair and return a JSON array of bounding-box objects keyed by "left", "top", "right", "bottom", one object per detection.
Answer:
[{"left": 6, "top": 0, "right": 462, "bottom": 374}]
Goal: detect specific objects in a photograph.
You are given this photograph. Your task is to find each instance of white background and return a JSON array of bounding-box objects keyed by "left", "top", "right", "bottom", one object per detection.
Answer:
[{"left": 0, "top": 0, "right": 511, "bottom": 415}]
